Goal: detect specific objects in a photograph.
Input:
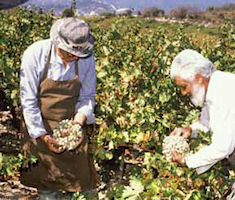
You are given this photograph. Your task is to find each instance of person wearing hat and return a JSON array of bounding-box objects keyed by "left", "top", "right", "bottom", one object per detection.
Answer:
[{"left": 20, "top": 17, "right": 98, "bottom": 198}]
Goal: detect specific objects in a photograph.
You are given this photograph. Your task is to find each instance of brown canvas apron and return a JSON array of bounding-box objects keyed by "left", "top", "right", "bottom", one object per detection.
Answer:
[{"left": 20, "top": 45, "right": 97, "bottom": 192}]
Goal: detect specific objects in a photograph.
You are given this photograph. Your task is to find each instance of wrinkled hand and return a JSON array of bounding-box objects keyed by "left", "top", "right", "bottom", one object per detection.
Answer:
[
  {"left": 172, "top": 151, "right": 186, "bottom": 166},
  {"left": 73, "top": 113, "right": 87, "bottom": 127},
  {"left": 40, "top": 134, "right": 65, "bottom": 153},
  {"left": 170, "top": 127, "right": 191, "bottom": 139}
]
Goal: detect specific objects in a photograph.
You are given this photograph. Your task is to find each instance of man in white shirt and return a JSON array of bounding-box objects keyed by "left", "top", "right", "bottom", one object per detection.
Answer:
[
  {"left": 169, "top": 49, "right": 235, "bottom": 176},
  {"left": 20, "top": 17, "right": 97, "bottom": 198},
  {"left": 20, "top": 18, "right": 96, "bottom": 142}
]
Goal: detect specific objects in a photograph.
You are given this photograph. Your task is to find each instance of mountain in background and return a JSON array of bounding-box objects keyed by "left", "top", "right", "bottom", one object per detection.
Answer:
[
  {"left": 101, "top": 0, "right": 235, "bottom": 12},
  {"left": 22, "top": 0, "right": 116, "bottom": 15},
  {"left": 0, "top": 0, "right": 28, "bottom": 9},
  {"left": 21, "top": 0, "right": 235, "bottom": 15}
]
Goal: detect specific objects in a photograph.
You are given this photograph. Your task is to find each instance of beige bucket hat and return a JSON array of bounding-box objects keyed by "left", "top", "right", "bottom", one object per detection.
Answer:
[{"left": 50, "top": 17, "right": 94, "bottom": 58}]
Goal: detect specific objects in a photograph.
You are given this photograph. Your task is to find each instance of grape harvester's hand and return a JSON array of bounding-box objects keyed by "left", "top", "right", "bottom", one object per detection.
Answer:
[
  {"left": 40, "top": 134, "right": 65, "bottom": 153},
  {"left": 172, "top": 151, "right": 186, "bottom": 166},
  {"left": 73, "top": 113, "right": 87, "bottom": 127}
]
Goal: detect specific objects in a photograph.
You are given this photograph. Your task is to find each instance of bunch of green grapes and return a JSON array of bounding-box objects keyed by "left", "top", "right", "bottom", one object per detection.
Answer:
[
  {"left": 162, "top": 136, "right": 190, "bottom": 161},
  {"left": 53, "top": 119, "right": 83, "bottom": 150}
]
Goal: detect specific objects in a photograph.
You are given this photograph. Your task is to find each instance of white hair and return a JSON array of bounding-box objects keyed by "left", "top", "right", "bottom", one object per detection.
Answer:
[{"left": 170, "top": 49, "right": 216, "bottom": 82}]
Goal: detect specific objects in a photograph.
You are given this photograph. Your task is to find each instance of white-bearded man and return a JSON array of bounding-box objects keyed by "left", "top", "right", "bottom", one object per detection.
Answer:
[{"left": 169, "top": 49, "right": 235, "bottom": 199}]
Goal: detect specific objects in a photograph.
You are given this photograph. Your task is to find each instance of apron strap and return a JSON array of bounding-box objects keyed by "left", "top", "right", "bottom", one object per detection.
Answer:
[
  {"left": 41, "top": 43, "right": 52, "bottom": 82},
  {"left": 75, "top": 60, "right": 78, "bottom": 77},
  {"left": 42, "top": 44, "right": 78, "bottom": 81}
]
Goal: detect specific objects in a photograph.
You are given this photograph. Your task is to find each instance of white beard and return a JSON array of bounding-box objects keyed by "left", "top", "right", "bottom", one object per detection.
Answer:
[{"left": 190, "top": 83, "right": 206, "bottom": 107}]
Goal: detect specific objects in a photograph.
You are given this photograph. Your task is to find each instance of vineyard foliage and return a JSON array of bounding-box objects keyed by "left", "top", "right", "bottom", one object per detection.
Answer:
[
  {"left": 1, "top": 8, "right": 235, "bottom": 199},
  {"left": 0, "top": 153, "right": 37, "bottom": 180}
]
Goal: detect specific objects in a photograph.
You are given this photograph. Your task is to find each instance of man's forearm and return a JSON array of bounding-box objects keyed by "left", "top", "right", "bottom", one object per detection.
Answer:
[
  {"left": 185, "top": 144, "right": 226, "bottom": 172},
  {"left": 22, "top": 109, "right": 47, "bottom": 139}
]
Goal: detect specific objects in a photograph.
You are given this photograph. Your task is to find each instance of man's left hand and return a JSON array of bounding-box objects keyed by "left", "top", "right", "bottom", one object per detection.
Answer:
[
  {"left": 172, "top": 151, "right": 186, "bottom": 166},
  {"left": 73, "top": 113, "right": 87, "bottom": 127}
]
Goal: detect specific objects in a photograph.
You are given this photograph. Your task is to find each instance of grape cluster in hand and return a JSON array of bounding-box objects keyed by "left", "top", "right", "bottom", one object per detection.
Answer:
[
  {"left": 53, "top": 119, "right": 83, "bottom": 150},
  {"left": 162, "top": 136, "right": 190, "bottom": 161}
]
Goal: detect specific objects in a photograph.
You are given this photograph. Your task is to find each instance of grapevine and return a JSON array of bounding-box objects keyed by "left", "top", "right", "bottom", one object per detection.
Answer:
[{"left": 1, "top": 7, "right": 235, "bottom": 199}]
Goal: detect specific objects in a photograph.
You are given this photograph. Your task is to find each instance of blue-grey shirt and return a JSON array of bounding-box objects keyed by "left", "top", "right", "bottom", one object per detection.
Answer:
[{"left": 20, "top": 39, "right": 96, "bottom": 139}]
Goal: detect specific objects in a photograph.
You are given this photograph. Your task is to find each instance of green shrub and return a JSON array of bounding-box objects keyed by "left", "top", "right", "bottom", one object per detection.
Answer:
[
  {"left": 169, "top": 6, "right": 201, "bottom": 20},
  {"left": 143, "top": 7, "right": 165, "bottom": 18},
  {"left": 100, "top": 11, "right": 115, "bottom": 18}
]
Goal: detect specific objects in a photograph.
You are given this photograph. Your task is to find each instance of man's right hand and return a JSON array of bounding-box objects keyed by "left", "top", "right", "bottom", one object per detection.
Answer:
[
  {"left": 40, "top": 134, "right": 65, "bottom": 153},
  {"left": 170, "top": 127, "right": 191, "bottom": 139}
]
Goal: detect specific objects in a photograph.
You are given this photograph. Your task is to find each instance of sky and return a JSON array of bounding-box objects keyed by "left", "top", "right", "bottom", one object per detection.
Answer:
[{"left": 1, "top": 0, "right": 235, "bottom": 12}]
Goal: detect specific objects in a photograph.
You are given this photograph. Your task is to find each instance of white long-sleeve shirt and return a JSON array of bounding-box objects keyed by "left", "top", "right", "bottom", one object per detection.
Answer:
[
  {"left": 185, "top": 70, "right": 235, "bottom": 174},
  {"left": 20, "top": 39, "right": 96, "bottom": 139}
]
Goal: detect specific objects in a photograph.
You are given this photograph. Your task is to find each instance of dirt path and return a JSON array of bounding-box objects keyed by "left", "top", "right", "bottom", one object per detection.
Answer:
[{"left": 0, "top": 181, "right": 38, "bottom": 200}]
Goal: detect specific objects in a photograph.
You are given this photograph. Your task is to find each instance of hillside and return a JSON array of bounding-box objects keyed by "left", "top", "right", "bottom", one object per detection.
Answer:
[
  {"left": 20, "top": 0, "right": 235, "bottom": 15},
  {"left": 0, "top": 0, "right": 28, "bottom": 9}
]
